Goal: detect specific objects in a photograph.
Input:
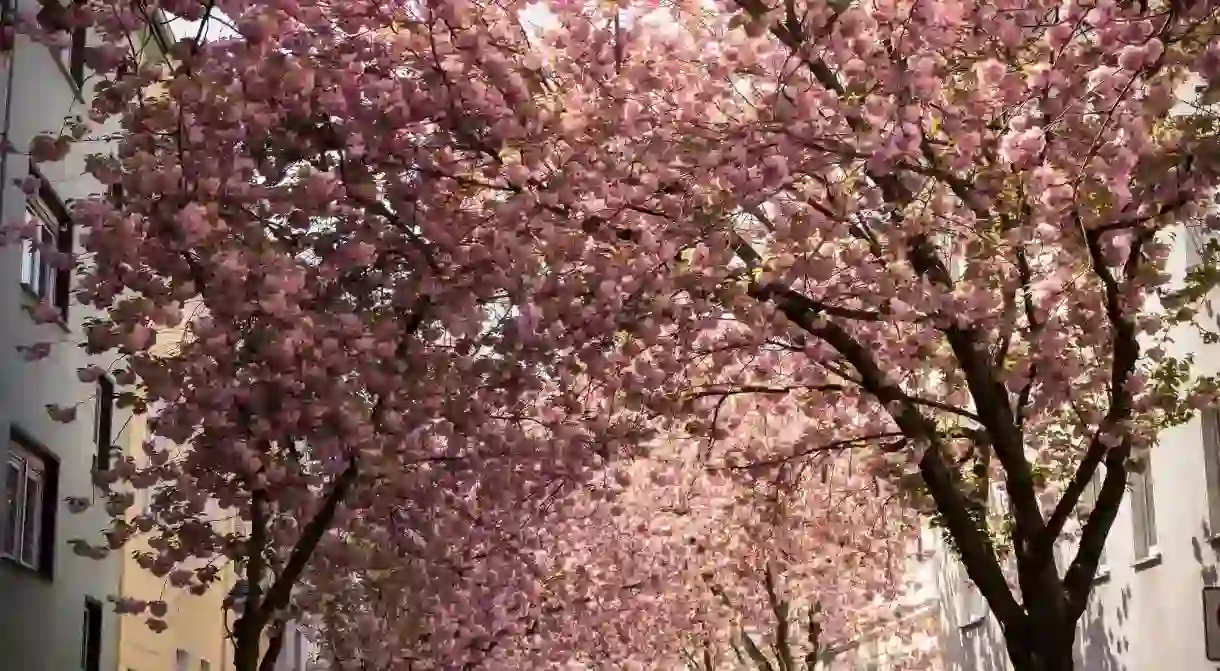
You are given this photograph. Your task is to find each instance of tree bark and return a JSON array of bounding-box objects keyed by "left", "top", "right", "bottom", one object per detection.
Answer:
[{"left": 1011, "top": 643, "right": 1076, "bottom": 671}]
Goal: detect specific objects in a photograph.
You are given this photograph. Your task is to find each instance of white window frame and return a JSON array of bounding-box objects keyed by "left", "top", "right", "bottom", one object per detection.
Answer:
[
  {"left": 20, "top": 196, "right": 60, "bottom": 304},
  {"left": 1079, "top": 465, "right": 1110, "bottom": 578},
  {"left": 1130, "top": 455, "right": 1159, "bottom": 563},
  {"left": 3, "top": 441, "right": 47, "bottom": 569}
]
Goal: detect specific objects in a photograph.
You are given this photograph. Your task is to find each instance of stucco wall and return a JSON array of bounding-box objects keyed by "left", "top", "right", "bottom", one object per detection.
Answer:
[{"left": 0, "top": 6, "right": 131, "bottom": 670}]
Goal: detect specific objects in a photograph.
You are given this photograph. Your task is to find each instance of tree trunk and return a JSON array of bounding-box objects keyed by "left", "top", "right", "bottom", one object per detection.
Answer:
[
  {"left": 1013, "top": 649, "right": 1075, "bottom": 671},
  {"left": 1007, "top": 623, "right": 1076, "bottom": 671}
]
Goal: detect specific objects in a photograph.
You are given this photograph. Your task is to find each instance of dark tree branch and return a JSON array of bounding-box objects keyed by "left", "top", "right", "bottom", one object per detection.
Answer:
[
  {"left": 235, "top": 486, "right": 268, "bottom": 671},
  {"left": 763, "top": 564, "right": 795, "bottom": 671},
  {"left": 713, "top": 432, "right": 906, "bottom": 471},
  {"left": 258, "top": 620, "right": 287, "bottom": 671},
  {"left": 752, "top": 282, "right": 1027, "bottom": 630},
  {"left": 1061, "top": 229, "right": 1147, "bottom": 617},
  {"left": 257, "top": 458, "right": 360, "bottom": 626}
]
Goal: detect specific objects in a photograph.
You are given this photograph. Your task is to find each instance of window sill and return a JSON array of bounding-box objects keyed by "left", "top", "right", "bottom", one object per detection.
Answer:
[
  {"left": 1133, "top": 551, "right": 1163, "bottom": 571},
  {"left": 959, "top": 615, "right": 987, "bottom": 631},
  {"left": 0, "top": 553, "right": 51, "bottom": 581},
  {"left": 19, "top": 285, "right": 69, "bottom": 333}
]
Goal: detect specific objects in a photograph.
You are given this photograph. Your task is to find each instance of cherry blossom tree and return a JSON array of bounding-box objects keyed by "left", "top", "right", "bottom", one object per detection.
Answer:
[
  {"left": 8, "top": 0, "right": 1220, "bottom": 670},
  {"left": 542, "top": 0, "right": 1219, "bottom": 668},
  {"left": 8, "top": 2, "right": 663, "bottom": 669},
  {"left": 307, "top": 424, "right": 928, "bottom": 671}
]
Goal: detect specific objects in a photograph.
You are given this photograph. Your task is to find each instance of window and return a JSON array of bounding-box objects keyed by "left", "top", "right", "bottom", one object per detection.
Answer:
[
  {"left": 69, "top": 13, "right": 86, "bottom": 89},
  {"left": 1201, "top": 408, "right": 1220, "bottom": 537},
  {"left": 3, "top": 432, "right": 58, "bottom": 576},
  {"left": 20, "top": 178, "right": 73, "bottom": 321},
  {"left": 82, "top": 598, "right": 102, "bottom": 671},
  {"left": 955, "top": 561, "right": 987, "bottom": 627},
  {"left": 94, "top": 376, "right": 114, "bottom": 472},
  {"left": 1080, "top": 465, "right": 1109, "bottom": 574},
  {"left": 294, "top": 625, "right": 307, "bottom": 671},
  {"left": 1130, "top": 455, "right": 1159, "bottom": 561}
]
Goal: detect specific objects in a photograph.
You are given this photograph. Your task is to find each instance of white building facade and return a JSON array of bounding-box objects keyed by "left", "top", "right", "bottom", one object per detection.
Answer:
[
  {"left": 0, "top": 1, "right": 155, "bottom": 669},
  {"left": 925, "top": 229, "right": 1220, "bottom": 671}
]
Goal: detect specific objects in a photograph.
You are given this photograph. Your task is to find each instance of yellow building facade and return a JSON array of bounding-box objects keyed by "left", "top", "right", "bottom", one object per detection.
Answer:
[
  {"left": 112, "top": 396, "right": 236, "bottom": 671},
  {"left": 104, "top": 16, "right": 239, "bottom": 671}
]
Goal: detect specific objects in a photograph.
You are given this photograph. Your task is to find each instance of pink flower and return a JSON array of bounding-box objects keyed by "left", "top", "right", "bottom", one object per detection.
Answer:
[{"left": 46, "top": 403, "right": 77, "bottom": 423}]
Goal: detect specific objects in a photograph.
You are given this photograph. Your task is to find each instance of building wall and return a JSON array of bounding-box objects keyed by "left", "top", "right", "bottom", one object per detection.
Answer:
[
  {"left": 932, "top": 230, "right": 1220, "bottom": 671},
  {"left": 0, "top": 3, "right": 130, "bottom": 670},
  {"left": 274, "top": 621, "right": 320, "bottom": 671},
  {"left": 114, "top": 403, "right": 237, "bottom": 671}
]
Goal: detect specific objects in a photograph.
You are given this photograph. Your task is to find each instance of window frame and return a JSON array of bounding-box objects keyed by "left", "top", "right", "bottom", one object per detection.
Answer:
[
  {"left": 2, "top": 428, "right": 58, "bottom": 578},
  {"left": 82, "top": 597, "right": 103, "bottom": 671},
  {"left": 19, "top": 174, "right": 74, "bottom": 322},
  {"left": 68, "top": 13, "right": 87, "bottom": 90},
  {"left": 1130, "top": 454, "right": 1160, "bottom": 564},
  {"left": 94, "top": 375, "right": 115, "bottom": 472}
]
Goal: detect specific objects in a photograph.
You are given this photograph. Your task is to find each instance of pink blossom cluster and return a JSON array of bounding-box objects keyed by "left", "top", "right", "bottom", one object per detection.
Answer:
[{"left": 6, "top": 0, "right": 1220, "bottom": 667}]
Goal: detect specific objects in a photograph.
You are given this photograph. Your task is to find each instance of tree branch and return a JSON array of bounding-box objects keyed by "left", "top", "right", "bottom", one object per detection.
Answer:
[
  {"left": 763, "top": 564, "right": 795, "bottom": 671},
  {"left": 753, "top": 282, "right": 1027, "bottom": 630},
  {"left": 1060, "top": 229, "right": 1146, "bottom": 616},
  {"left": 258, "top": 620, "right": 287, "bottom": 671},
  {"left": 257, "top": 458, "right": 360, "bottom": 625}
]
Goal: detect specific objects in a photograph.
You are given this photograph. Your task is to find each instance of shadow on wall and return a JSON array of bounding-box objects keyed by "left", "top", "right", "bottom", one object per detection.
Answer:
[
  {"left": 1075, "top": 584, "right": 1128, "bottom": 671},
  {"left": 935, "top": 547, "right": 1128, "bottom": 671},
  {"left": 940, "top": 585, "right": 1128, "bottom": 671},
  {"left": 950, "top": 623, "right": 1007, "bottom": 671},
  {"left": 935, "top": 551, "right": 1010, "bottom": 671}
]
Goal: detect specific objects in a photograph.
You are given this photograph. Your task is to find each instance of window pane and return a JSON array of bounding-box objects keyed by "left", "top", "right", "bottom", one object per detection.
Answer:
[
  {"left": 22, "top": 202, "right": 58, "bottom": 300},
  {"left": 19, "top": 237, "right": 36, "bottom": 288},
  {"left": 3, "top": 460, "right": 21, "bottom": 555},
  {"left": 20, "top": 472, "right": 41, "bottom": 566},
  {"left": 1131, "top": 471, "right": 1148, "bottom": 558},
  {"left": 40, "top": 221, "right": 56, "bottom": 302},
  {"left": 1143, "top": 466, "right": 1158, "bottom": 546}
]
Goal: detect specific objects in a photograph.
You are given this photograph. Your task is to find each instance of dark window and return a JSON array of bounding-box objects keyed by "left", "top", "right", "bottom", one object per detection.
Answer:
[
  {"left": 19, "top": 172, "right": 73, "bottom": 322},
  {"left": 82, "top": 597, "right": 102, "bottom": 671},
  {"left": 3, "top": 428, "right": 58, "bottom": 579},
  {"left": 95, "top": 376, "right": 114, "bottom": 471},
  {"left": 69, "top": 22, "right": 86, "bottom": 89}
]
